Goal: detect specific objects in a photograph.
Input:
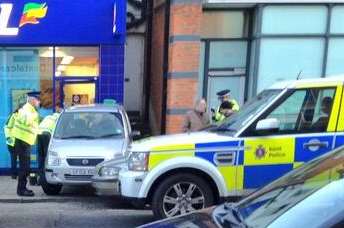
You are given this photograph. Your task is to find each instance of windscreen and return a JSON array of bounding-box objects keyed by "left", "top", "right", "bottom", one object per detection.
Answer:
[{"left": 54, "top": 112, "right": 124, "bottom": 139}]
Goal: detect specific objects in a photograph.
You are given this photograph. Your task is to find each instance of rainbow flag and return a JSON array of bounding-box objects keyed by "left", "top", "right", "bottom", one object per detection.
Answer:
[{"left": 19, "top": 2, "right": 48, "bottom": 27}]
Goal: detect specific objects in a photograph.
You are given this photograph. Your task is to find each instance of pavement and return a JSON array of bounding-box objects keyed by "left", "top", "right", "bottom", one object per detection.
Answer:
[
  {"left": 0, "top": 176, "right": 98, "bottom": 203},
  {"left": 0, "top": 176, "right": 155, "bottom": 228}
]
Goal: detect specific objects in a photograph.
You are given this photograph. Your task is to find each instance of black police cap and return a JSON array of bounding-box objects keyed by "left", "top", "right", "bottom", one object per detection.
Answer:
[
  {"left": 27, "top": 91, "right": 41, "bottom": 99},
  {"left": 216, "top": 89, "right": 230, "bottom": 97}
]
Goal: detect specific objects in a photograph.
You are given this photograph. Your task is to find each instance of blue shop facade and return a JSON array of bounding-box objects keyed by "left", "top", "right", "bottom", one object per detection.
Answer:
[{"left": 0, "top": 0, "right": 126, "bottom": 172}]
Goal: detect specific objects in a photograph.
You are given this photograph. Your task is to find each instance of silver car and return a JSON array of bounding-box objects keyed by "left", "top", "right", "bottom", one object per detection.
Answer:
[{"left": 42, "top": 104, "right": 137, "bottom": 195}]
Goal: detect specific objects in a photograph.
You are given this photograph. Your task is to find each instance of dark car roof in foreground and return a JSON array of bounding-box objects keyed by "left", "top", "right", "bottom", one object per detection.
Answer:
[{"left": 64, "top": 104, "right": 124, "bottom": 113}]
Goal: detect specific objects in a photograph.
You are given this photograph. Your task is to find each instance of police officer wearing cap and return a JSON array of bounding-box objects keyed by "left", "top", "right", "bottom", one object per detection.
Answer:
[
  {"left": 12, "top": 91, "right": 41, "bottom": 196},
  {"left": 212, "top": 89, "right": 240, "bottom": 123}
]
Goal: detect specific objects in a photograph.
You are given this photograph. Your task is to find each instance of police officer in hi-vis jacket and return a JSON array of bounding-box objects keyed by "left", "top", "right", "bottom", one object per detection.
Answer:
[{"left": 12, "top": 91, "right": 41, "bottom": 197}]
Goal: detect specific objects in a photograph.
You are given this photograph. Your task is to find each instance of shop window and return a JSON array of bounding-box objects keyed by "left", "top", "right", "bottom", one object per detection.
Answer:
[
  {"left": 261, "top": 5, "right": 327, "bottom": 34},
  {"left": 330, "top": 6, "right": 344, "bottom": 34},
  {"left": 257, "top": 38, "right": 324, "bottom": 92},
  {"left": 0, "top": 47, "right": 54, "bottom": 115},
  {"left": 201, "top": 11, "right": 248, "bottom": 38},
  {"left": 54, "top": 47, "right": 99, "bottom": 77},
  {"left": 326, "top": 38, "right": 344, "bottom": 76}
]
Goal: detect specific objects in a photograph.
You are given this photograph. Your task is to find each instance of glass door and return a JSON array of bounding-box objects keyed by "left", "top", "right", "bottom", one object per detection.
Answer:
[
  {"left": 57, "top": 77, "right": 98, "bottom": 108},
  {"left": 202, "top": 40, "right": 248, "bottom": 111}
]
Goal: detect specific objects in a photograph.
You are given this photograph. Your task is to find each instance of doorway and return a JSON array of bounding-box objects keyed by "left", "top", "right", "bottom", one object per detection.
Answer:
[{"left": 55, "top": 77, "right": 98, "bottom": 108}]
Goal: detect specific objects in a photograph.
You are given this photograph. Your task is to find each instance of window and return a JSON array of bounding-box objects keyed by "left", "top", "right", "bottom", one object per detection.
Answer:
[
  {"left": 245, "top": 88, "right": 336, "bottom": 136},
  {"left": 200, "top": 10, "right": 250, "bottom": 111},
  {"left": 330, "top": 6, "right": 344, "bottom": 34},
  {"left": 54, "top": 47, "right": 99, "bottom": 77},
  {"left": 257, "top": 38, "right": 324, "bottom": 92},
  {"left": 326, "top": 38, "right": 344, "bottom": 76},
  {"left": 262, "top": 5, "right": 327, "bottom": 34},
  {"left": 54, "top": 112, "right": 124, "bottom": 139},
  {"left": 201, "top": 11, "right": 248, "bottom": 38},
  {"left": 267, "top": 90, "right": 307, "bottom": 132}
]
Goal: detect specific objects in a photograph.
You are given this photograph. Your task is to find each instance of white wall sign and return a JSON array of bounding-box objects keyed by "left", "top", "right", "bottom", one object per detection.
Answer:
[{"left": 0, "top": 4, "right": 19, "bottom": 36}]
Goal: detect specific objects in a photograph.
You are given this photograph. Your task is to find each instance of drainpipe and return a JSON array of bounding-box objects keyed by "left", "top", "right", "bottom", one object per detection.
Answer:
[{"left": 160, "top": 0, "right": 170, "bottom": 134}]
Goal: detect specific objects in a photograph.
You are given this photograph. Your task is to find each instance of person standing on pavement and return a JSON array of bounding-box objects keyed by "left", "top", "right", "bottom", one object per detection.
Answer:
[
  {"left": 182, "top": 98, "right": 210, "bottom": 132},
  {"left": 12, "top": 91, "right": 41, "bottom": 197},
  {"left": 37, "top": 111, "right": 60, "bottom": 183},
  {"left": 3, "top": 106, "right": 23, "bottom": 179},
  {"left": 212, "top": 89, "right": 240, "bottom": 123}
]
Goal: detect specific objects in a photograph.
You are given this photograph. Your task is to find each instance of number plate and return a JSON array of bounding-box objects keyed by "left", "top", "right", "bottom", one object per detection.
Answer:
[{"left": 70, "top": 169, "right": 95, "bottom": 176}]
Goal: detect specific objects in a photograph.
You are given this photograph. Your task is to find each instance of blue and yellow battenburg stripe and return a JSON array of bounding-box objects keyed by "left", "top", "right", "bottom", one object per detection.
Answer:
[{"left": 148, "top": 134, "right": 344, "bottom": 192}]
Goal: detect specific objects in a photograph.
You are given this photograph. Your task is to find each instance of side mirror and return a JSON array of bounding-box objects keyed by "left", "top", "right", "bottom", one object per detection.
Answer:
[
  {"left": 256, "top": 118, "right": 279, "bottom": 132},
  {"left": 130, "top": 130, "right": 141, "bottom": 140}
]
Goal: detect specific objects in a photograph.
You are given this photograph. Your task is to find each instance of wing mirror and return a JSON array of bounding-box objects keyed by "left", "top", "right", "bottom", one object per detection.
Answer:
[{"left": 256, "top": 118, "right": 280, "bottom": 132}]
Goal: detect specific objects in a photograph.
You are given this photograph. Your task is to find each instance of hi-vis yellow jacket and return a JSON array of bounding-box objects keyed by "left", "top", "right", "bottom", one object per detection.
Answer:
[
  {"left": 214, "top": 99, "right": 240, "bottom": 122},
  {"left": 39, "top": 113, "right": 60, "bottom": 135},
  {"left": 12, "top": 103, "right": 40, "bottom": 145},
  {"left": 3, "top": 112, "right": 17, "bottom": 147}
]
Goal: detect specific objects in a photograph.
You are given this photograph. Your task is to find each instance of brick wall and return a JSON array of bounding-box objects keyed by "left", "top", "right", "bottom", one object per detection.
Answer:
[
  {"left": 165, "top": 1, "right": 202, "bottom": 134},
  {"left": 149, "top": 0, "right": 202, "bottom": 135}
]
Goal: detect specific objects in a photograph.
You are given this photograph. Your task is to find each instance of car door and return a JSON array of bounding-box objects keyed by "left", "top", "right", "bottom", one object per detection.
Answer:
[{"left": 239, "top": 85, "right": 342, "bottom": 192}]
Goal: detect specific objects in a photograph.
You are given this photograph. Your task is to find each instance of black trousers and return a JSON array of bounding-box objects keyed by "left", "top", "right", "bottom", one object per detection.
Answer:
[
  {"left": 7, "top": 145, "right": 18, "bottom": 176},
  {"left": 37, "top": 133, "right": 51, "bottom": 174},
  {"left": 14, "top": 139, "right": 31, "bottom": 193}
]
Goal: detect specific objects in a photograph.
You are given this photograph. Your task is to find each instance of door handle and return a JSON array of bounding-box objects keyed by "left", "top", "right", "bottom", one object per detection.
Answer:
[{"left": 303, "top": 141, "right": 329, "bottom": 149}]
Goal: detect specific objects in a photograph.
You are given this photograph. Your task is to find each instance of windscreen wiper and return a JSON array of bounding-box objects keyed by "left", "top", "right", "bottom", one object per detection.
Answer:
[
  {"left": 96, "top": 133, "right": 122, "bottom": 138},
  {"left": 60, "top": 135, "right": 96, "bottom": 139}
]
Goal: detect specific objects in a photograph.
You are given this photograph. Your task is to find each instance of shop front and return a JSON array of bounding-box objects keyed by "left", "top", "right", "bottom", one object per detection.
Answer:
[{"left": 0, "top": 0, "right": 126, "bottom": 172}]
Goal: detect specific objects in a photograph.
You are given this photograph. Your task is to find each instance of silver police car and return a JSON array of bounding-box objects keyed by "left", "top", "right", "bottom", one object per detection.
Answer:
[{"left": 42, "top": 104, "right": 137, "bottom": 195}]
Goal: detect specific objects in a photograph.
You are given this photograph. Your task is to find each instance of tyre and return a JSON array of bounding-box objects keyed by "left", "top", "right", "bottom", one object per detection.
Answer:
[
  {"left": 152, "top": 173, "right": 215, "bottom": 219},
  {"left": 41, "top": 173, "right": 63, "bottom": 195}
]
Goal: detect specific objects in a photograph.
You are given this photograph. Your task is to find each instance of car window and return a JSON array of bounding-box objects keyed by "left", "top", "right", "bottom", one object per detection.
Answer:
[
  {"left": 231, "top": 146, "right": 344, "bottom": 228},
  {"left": 54, "top": 112, "right": 124, "bottom": 139},
  {"left": 244, "top": 87, "right": 336, "bottom": 136},
  {"left": 210, "top": 89, "right": 282, "bottom": 135},
  {"left": 268, "top": 90, "right": 307, "bottom": 131}
]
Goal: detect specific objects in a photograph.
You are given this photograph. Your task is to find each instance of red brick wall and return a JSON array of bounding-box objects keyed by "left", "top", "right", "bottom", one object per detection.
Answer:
[
  {"left": 149, "top": 1, "right": 202, "bottom": 135},
  {"left": 169, "top": 4, "right": 202, "bottom": 35},
  {"left": 165, "top": 2, "right": 202, "bottom": 134},
  {"left": 149, "top": 3, "right": 166, "bottom": 135}
]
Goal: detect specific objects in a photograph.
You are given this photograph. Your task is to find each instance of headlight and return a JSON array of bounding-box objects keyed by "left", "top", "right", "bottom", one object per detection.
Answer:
[
  {"left": 99, "top": 166, "right": 120, "bottom": 177},
  {"left": 128, "top": 152, "right": 149, "bottom": 171},
  {"left": 47, "top": 150, "right": 61, "bottom": 166}
]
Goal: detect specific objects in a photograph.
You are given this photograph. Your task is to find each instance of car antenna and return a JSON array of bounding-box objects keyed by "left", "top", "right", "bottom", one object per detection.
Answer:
[{"left": 296, "top": 70, "right": 303, "bottom": 80}]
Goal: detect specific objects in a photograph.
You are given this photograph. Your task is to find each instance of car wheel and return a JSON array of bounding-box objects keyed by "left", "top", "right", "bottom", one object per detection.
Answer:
[
  {"left": 152, "top": 173, "right": 214, "bottom": 219},
  {"left": 41, "top": 173, "right": 63, "bottom": 195}
]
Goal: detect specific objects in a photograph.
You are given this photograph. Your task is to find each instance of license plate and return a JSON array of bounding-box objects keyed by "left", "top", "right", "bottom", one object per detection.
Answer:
[{"left": 71, "top": 169, "right": 95, "bottom": 176}]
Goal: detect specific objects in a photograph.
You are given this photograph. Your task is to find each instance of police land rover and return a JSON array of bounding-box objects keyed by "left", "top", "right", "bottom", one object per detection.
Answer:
[{"left": 92, "top": 77, "right": 344, "bottom": 219}]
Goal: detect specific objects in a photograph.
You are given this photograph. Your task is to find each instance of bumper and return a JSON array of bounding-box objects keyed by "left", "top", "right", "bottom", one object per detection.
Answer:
[
  {"left": 91, "top": 176, "right": 120, "bottom": 196},
  {"left": 45, "top": 166, "right": 96, "bottom": 185},
  {"left": 118, "top": 169, "right": 147, "bottom": 198}
]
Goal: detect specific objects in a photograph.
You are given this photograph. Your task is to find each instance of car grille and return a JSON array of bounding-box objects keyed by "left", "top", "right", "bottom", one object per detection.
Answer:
[
  {"left": 66, "top": 158, "right": 104, "bottom": 167},
  {"left": 64, "top": 174, "right": 93, "bottom": 181}
]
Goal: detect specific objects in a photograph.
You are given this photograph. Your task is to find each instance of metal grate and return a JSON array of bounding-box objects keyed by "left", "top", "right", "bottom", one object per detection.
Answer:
[
  {"left": 64, "top": 174, "right": 93, "bottom": 181},
  {"left": 66, "top": 158, "right": 104, "bottom": 167}
]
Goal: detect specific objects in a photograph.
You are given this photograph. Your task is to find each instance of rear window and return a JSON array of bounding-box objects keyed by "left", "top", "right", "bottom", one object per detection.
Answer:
[{"left": 54, "top": 112, "right": 124, "bottom": 139}]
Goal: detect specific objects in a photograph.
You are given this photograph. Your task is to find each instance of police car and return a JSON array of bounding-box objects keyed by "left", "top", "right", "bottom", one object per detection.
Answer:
[{"left": 92, "top": 77, "right": 344, "bottom": 219}]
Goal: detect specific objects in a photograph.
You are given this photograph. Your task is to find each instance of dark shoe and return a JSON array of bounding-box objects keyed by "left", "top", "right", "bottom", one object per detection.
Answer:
[
  {"left": 17, "top": 189, "right": 35, "bottom": 197},
  {"left": 25, "top": 188, "right": 34, "bottom": 194},
  {"left": 11, "top": 175, "right": 17, "bottom": 179}
]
